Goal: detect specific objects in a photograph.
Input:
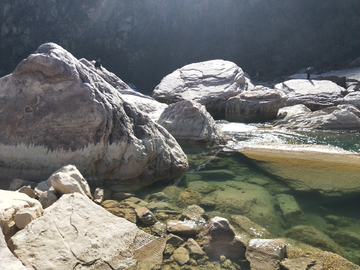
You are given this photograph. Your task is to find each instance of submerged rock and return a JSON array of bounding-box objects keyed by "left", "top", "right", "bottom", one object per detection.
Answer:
[
  {"left": 0, "top": 42, "right": 188, "bottom": 189},
  {"left": 239, "top": 142, "right": 360, "bottom": 197},
  {"left": 153, "top": 59, "right": 247, "bottom": 119},
  {"left": 285, "top": 225, "right": 343, "bottom": 255}
]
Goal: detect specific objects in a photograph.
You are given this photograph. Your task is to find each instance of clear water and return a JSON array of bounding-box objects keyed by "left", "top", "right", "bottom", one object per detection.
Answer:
[{"left": 137, "top": 122, "right": 360, "bottom": 266}]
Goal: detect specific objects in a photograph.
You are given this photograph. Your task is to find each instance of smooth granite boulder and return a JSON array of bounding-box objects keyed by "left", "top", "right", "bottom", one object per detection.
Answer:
[
  {"left": 158, "top": 100, "right": 228, "bottom": 145},
  {"left": 239, "top": 142, "right": 360, "bottom": 196},
  {"left": 274, "top": 79, "right": 344, "bottom": 110},
  {"left": 8, "top": 193, "right": 162, "bottom": 270},
  {"left": 153, "top": 59, "right": 247, "bottom": 119},
  {"left": 275, "top": 104, "right": 360, "bottom": 130},
  {"left": 0, "top": 42, "right": 188, "bottom": 189},
  {"left": 225, "top": 86, "right": 282, "bottom": 122}
]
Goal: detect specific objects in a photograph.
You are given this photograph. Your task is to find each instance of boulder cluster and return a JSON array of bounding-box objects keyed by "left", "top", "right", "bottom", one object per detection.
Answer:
[{"left": 1, "top": 43, "right": 360, "bottom": 269}]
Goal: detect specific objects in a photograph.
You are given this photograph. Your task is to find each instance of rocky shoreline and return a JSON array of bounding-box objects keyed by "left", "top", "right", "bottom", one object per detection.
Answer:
[{"left": 1, "top": 43, "right": 360, "bottom": 269}]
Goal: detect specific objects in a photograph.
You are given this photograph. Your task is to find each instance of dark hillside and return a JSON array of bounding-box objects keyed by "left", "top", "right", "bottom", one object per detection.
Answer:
[{"left": 1, "top": 0, "right": 359, "bottom": 93}]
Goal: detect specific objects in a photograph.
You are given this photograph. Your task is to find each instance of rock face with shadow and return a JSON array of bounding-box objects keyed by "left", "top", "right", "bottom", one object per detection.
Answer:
[
  {"left": 0, "top": 42, "right": 188, "bottom": 189},
  {"left": 152, "top": 59, "right": 247, "bottom": 119}
]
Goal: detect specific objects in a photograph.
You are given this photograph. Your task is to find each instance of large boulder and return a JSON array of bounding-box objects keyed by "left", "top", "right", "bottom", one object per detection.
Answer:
[
  {"left": 0, "top": 43, "right": 188, "bottom": 189},
  {"left": 152, "top": 59, "right": 247, "bottom": 119},
  {"left": 225, "top": 86, "right": 282, "bottom": 122},
  {"left": 8, "top": 192, "right": 163, "bottom": 270},
  {"left": 158, "top": 100, "right": 228, "bottom": 145},
  {"left": 275, "top": 104, "right": 360, "bottom": 130},
  {"left": 274, "top": 79, "right": 344, "bottom": 110},
  {"left": 238, "top": 142, "right": 360, "bottom": 196}
]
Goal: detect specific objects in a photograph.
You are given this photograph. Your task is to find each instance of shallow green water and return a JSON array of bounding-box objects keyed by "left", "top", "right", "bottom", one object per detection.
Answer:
[{"left": 137, "top": 124, "right": 360, "bottom": 266}]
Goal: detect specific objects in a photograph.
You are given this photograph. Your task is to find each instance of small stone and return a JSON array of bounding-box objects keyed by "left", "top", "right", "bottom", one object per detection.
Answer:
[
  {"left": 135, "top": 207, "right": 157, "bottom": 226},
  {"left": 166, "top": 234, "right": 184, "bottom": 247},
  {"left": 172, "top": 247, "right": 190, "bottom": 266},
  {"left": 245, "top": 239, "right": 286, "bottom": 270},
  {"left": 93, "top": 188, "right": 104, "bottom": 204},
  {"left": 280, "top": 257, "right": 324, "bottom": 270},
  {"left": 166, "top": 220, "right": 201, "bottom": 236},
  {"left": 186, "top": 238, "right": 206, "bottom": 258},
  {"left": 18, "top": 186, "right": 37, "bottom": 199}
]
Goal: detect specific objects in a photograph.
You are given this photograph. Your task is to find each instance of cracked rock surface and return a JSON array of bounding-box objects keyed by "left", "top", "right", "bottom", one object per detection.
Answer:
[{"left": 8, "top": 193, "right": 158, "bottom": 270}]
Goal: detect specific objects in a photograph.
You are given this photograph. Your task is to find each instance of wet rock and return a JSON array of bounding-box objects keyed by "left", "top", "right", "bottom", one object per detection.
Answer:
[
  {"left": 151, "top": 221, "right": 167, "bottom": 237},
  {"left": 230, "top": 215, "right": 271, "bottom": 238},
  {"left": 187, "top": 181, "right": 216, "bottom": 194},
  {"left": 171, "top": 246, "right": 190, "bottom": 265},
  {"left": 166, "top": 220, "right": 202, "bottom": 236},
  {"left": 166, "top": 234, "right": 184, "bottom": 247},
  {"left": 275, "top": 104, "right": 360, "bottom": 130},
  {"left": 179, "top": 211, "right": 206, "bottom": 225},
  {"left": 285, "top": 225, "right": 343, "bottom": 254},
  {"left": 193, "top": 169, "right": 236, "bottom": 181},
  {"left": 274, "top": 79, "right": 344, "bottom": 110},
  {"left": 225, "top": 86, "right": 282, "bottom": 122},
  {"left": 101, "top": 200, "right": 137, "bottom": 223},
  {"left": 134, "top": 237, "right": 167, "bottom": 270},
  {"left": 325, "top": 215, "right": 352, "bottom": 227},
  {"left": 280, "top": 257, "right": 324, "bottom": 270},
  {"left": 135, "top": 207, "right": 157, "bottom": 226},
  {"left": 147, "top": 191, "right": 170, "bottom": 202},
  {"left": 186, "top": 238, "right": 206, "bottom": 258},
  {"left": 286, "top": 244, "right": 358, "bottom": 270},
  {"left": 186, "top": 204, "right": 205, "bottom": 215},
  {"left": 0, "top": 42, "right": 188, "bottom": 190},
  {"left": 147, "top": 201, "right": 174, "bottom": 211},
  {"left": 199, "top": 217, "right": 242, "bottom": 259},
  {"left": 153, "top": 59, "right": 247, "bottom": 119},
  {"left": 275, "top": 194, "right": 306, "bottom": 227},
  {"left": 239, "top": 142, "right": 360, "bottom": 197},
  {"left": 177, "top": 188, "right": 202, "bottom": 208},
  {"left": 158, "top": 100, "right": 228, "bottom": 145},
  {"left": 330, "top": 230, "right": 360, "bottom": 248},
  {"left": 0, "top": 190, "right": 43, "bottom": 240},
  {"left": 8, "top": 193, "right": 159, "bottom": 270},
  {"left": 245, "top": 239, "right": 286, "bottom": 270},
  {"left": 203, "top": 182, "right": 276, "bottom": 226}
]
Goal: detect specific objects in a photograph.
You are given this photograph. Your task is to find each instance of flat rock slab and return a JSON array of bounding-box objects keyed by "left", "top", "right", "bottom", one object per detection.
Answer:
[
  {"left": 239, "top": 142, "right": 360, "bottom": 196},
  {"left": 9, "top": 193, "right": 159, "bottom": 270}
]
